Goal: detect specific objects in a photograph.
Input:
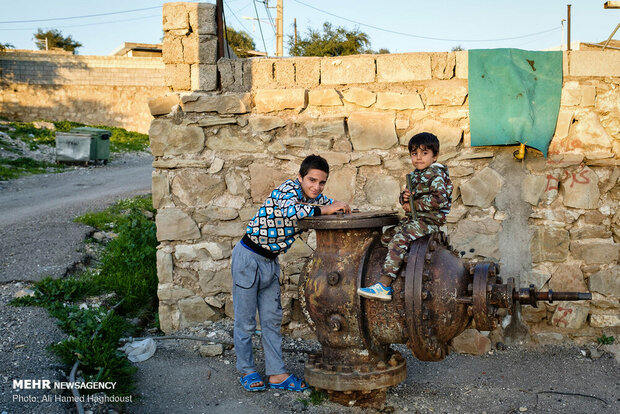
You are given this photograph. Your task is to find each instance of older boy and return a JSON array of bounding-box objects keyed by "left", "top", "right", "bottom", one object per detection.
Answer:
[
  {"left": 233, "top": 155, "right": 350, "bottom": 392},
  {"left": 358, "top": 132, "right": 453, "bottom": 301}
]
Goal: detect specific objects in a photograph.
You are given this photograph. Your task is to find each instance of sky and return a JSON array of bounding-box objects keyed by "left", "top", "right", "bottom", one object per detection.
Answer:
[{"left": 0, "top": 0, "right": 618, "bottom": 56}]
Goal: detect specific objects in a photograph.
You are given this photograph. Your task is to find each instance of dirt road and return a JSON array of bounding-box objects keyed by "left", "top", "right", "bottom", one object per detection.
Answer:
[{"left": 0, "top": 153, "right": 153, "bottom": 283}]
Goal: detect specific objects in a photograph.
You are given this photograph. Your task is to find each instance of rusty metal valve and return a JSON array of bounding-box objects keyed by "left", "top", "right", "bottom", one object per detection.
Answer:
[{"left": 298, "top": 211, "right": 591, "bottom": 407}]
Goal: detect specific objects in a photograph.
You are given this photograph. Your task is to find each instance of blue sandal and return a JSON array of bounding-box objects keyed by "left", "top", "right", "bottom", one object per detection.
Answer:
[
  {"left": 239, "top": 372, "right": 266, "bottom": 392},
  {"left": 268, "top": 374, "right": 309, "bottom": 392}
]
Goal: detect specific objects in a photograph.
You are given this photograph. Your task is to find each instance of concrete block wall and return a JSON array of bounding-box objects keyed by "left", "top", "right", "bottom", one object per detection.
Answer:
[
  {"left": 151, "top": 3, "right": 619, "bottom": 346},
  {"left": 0, "top": 51, "right": 166, "bottom": 133}
]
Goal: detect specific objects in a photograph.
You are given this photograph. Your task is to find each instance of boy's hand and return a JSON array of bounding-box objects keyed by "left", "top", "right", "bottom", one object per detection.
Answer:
[
  {"left": 401, "top": 189, "right": 411, "bottom": 203},
  {"left": 321, "top": 200, "right": 351, "bottom": 215}
]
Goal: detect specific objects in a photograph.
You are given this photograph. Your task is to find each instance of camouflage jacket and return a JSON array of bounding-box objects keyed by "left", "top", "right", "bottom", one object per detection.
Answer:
[{"left": 404, "top": 163, "right": 453, "bottom": 225}]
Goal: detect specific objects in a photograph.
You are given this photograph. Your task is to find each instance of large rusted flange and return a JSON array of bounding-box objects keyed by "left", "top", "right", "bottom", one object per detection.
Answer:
[
  {"left": 472, "top": 262, "right": 502, "bottom": 331},
  {"left": 404, "top": 232, "right": 470, "bottom": 362},
  {"left": 304, "top": 351, "right": 407, "bottom": 392}
]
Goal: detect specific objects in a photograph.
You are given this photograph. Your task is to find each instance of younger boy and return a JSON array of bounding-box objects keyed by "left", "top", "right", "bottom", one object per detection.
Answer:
[
  {"left": 357, "top": 132, "right": 453, "bottom": 301},
  {"left": 233, "top": 155, "right": 350, "bottom": 392}
]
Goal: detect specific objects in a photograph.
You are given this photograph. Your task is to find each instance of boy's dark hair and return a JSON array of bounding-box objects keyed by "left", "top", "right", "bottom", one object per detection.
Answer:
[
  {"left": 408, "top": 132, "right": 440, "bottom": 156},
  {"left": 299, "top": 154, "right": 329, "bottom": 178}
]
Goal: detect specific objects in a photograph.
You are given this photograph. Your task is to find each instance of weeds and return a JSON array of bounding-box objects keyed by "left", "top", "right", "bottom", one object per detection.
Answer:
[
  {"left": 297, "top": 389, "right": 327, "bottom": 407},
  {"left": 11, "top": 195, "right": 158, "bottom": 397},
  {"left": 0, "top": 157, "right": 65, "bottom": 180},
  {"left": 597, "top": 334, "right": 615, "bottom": 345}
]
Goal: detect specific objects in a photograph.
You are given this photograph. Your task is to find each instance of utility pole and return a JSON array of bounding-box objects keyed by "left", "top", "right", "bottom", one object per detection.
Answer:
[
  {"left": 276, "top": 0, "right": 284, "bottom": 56},
  {"left": 216, "top": 0, "right": 224, "bottom": 59},
  {"left": 567, "top": 4, "right": 572, "bottom": 51}
]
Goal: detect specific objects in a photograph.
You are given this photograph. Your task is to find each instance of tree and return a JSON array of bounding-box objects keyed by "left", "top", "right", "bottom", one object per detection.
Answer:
[
  {"left": 225, "top": 27, "right": 255, "bottom": 58},
  {"left": 34, "top": 29, "right": 82, "bottom": 54},
  {"left": 288, "top": 22, "right": 370, "bottom": 57},
  {"left": 0, "top": 42, "right": 13, "bottom": 52},
  {"left": 451, "top": 45, "right": 465, "bottom": 52}
]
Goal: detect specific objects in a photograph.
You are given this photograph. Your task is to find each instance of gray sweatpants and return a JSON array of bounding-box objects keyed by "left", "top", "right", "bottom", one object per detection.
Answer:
[{"left": 231, "top": 241, "right": 286, "bottom": 377}]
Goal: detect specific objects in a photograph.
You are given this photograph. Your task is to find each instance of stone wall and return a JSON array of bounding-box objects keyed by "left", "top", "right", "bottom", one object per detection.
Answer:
[
  {"left": 151, "top": 2, "right": 619, "bottom": 345},
  {"left": 0, "top": 51, "right": 167, "bottom": 133}
]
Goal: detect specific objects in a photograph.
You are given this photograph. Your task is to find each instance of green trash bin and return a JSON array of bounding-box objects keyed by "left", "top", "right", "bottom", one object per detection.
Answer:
[{"left": 69, "top": 127, "right": 111, "bottom": 164}]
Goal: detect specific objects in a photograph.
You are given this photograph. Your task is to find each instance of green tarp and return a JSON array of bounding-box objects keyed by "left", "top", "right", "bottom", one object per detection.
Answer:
[{"left": 468, "top": 48, "right": 563, "bottom": 157}]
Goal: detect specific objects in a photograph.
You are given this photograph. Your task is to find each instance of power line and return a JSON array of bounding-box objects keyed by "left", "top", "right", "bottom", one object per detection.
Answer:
[
  {"left": 224, "top": 1, "right": 253, "bottom": 34},
  {"left": 293, "top": 0, "right": 561, "bottom": 43},
  {"left": 253, "top": 0, "right": 269, "bottom": 54},
  {"left": 0, "top": 15, "right": 161, "bottom": 31},
  {"left": 0, "top": 6, "right": 161, "bottom": 24}
]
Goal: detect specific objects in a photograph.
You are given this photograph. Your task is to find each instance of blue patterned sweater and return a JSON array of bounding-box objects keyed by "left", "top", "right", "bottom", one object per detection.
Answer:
[{"left": 244, "top": 178, "right": 333, "bottom": 256}]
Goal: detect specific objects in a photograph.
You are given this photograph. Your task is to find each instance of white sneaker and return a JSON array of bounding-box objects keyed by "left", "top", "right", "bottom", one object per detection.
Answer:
[{"left": 357, "top": 282, "right": 393, "bottom": 301}]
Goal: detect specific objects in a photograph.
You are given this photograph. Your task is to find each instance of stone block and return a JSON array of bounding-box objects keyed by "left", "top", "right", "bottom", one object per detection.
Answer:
[
  {"left": 172, "top": 169, "right": 226, "bottom": 207},
  {"left": 280, "top": 238, "right": 313, "bottom": 262},
  {"left": 152, "top": 171, "right": 170, "bottom": 209},
  {"left": 570, "top": 51, "right": 620, "bottom": 77},
  {"left": 197, "top": 116, "right": 237, "bottom": 127},
  {"left": 293, "top": 57, "right": 321, "bottom": 87},
  {"left": 455, "top": 51, "right": 468, "bottom": 79},
  {"left": 199, "top": 268, "right": 232, "bottom": 296},
  {"left": 249, "top": 58, "right": 276, "bottom": 88},
  {"left": 156, "top": 208, "right": 200, "bottom": 241},
  {"left": 321, "top": 56, "right": 375, "bottom": 84},
  {"left": 375, "top": 92, "right": 424, "bottom": 110},
  {"left": 590, "top": 314, "right": 620, "bottom": 327},
  {"left": 165, "top": 63, "right": 191, "bottom": 91},
  {"left": 348, "top": 112, "right": 397, "bottom": 150},
  {"left": 163, "top": 2, "right": 190, "bottom": 32},
  {"left": 162, "top": 36, "right": 184, "bottom": 64},
  {"left": 179, "top": 296, "right": 218, "bottom": 326},
  {"left": 217, "top": 58, "right": 249, "bottom": 92},
  {"left": 199, "top": 344, "right": 223, "bottom": 357},
  {"left": 197, "top": 35, "right": 218, "bottom": 65},
  {"left": 520, "top": 269, "right": 551, "bottom": 290},
  {"left": 534, "top": 332, "right": 565, "bottom": 345},
  {"left": 324, "top": 166, "right": 357, "bottom": 204},
  {"left": 425, "top": 80, "right": 468, "bottom": 106},
  {"left": 549, "top": 263, "right": 587, "bottom": 292},
  {"left": 190, "top": 64, "right": 217, "bottom": 91},
  {"left": 175, "top": 241, "right": 231, "bottom": 261},
  {"left": 450, "top": 218, "right": 501, "bottom": 260},
  {"left": 249, "top": 115, "right": 286, "bottom": 132},
  {"left": 317, "top": 151, "right": 350, "bottom": 167},
  {"left": 530, "top": 227, "right": 570, "bottom": 263},
  {"left": 305, "top": 119, "right": 345, "bottom": 138},
  {"left": 157, "top": 250, "right": 173, "bottom": 284},
  {"left": 194, "top": 206, "right": 239, "bottom": 222},
  {"left": 202, "top": 221, "right": 246, "bottom": 237},
  {"left": 376, "top": 53, "right": 431, "bottom": 82},
  {"left": 158, "top": 283, "right": 194, "bottom": 302},
  {"left": 551, "top": 302, "right": 589, "bottom": 329},
  {"left": 451, "top": 329, "right": 491, "bottom": 355},
  {"left": 274, "top": 59, "right": 296, "bottom": 87},
  {"left": 521, "top": 175, "right": 547, "bottom": 206},
  {"left": 152, "top": 159, "right": 210, "bottom": 169},
  {"left": 182, "top": 92, "right": 251, "bottom": 114},
  {"left": 570, "top": 240, "right": 619, "bottom": 265},
  {"left": 351, "top": 154, "right": 381, "bottom": 167},
  {"left": 342, "top": 87, "right": 376, "bottom": 107},
  {"left": 550, "top": 110, "right": 613, "bottom": 155},
  {"left": 430, "top": 52, "right": 452, "bottom": 79},
  {"left": 188, "top": 2, "right": 217, "bottom": 35},
  {"left": 569, "top": 225, "right": 612, "bottom": 240},
  {"left": 149, "top": 119, "right": 204, "bottom": 156},
  {"left": 308, "top": 89, "right": 343, "bottom": 106},
  {"left": 254, "top": 89, "right": 307, "bottom": 113},
  {"left": 365, "top": 175, "right": 400, "bottom": 207},
  {"left": 158, "top": 303, "right": 179, "bottom": 333},
  {"left": 553, "top": 108, "right": 574, "bottom": 139},
  {"left": 148, "top": 94, "right": 180, "bottom": 116},
  {"left": 560, "top": 166, "right": 600, "bottom": 209},
  {"left": 249, "top": 163, "right": 290, "bottom": 202},
  {"left": 460, "top": 167, "right": 504, "bottom": 208},
  {"left": 589, "top": 266, "right": 620, "bottom": 297},
  {"left": 401, "top": 119, "right": 462, "bottom": 151}
]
